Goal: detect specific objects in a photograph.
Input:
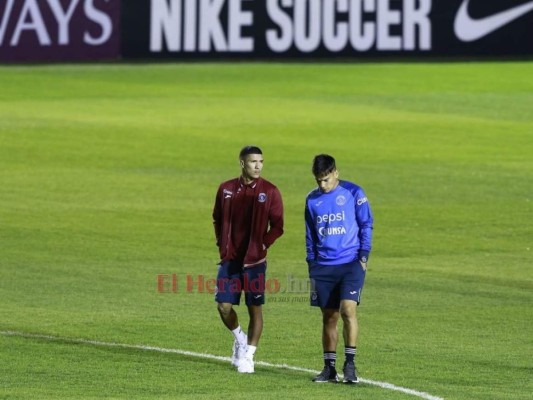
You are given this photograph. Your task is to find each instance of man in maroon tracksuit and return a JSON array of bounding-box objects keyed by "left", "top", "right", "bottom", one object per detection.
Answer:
[{"left": 213, "top": 145, "right": 284, "bottom": 373}]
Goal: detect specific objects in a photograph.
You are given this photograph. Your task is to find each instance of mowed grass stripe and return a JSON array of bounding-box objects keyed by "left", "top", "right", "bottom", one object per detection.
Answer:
[{"left": 1, "top": 330, "right": 444, "bottom": 400}]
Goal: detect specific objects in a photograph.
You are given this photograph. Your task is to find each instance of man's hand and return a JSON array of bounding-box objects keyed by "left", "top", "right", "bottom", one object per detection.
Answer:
[{"left": 359, "top": 254, "right": 368, "bottom": 271}]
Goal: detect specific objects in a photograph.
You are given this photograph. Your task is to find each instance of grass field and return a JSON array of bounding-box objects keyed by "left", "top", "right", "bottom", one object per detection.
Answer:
[{"left": 0, "top": 61, "right": 531, "bottom": 400}]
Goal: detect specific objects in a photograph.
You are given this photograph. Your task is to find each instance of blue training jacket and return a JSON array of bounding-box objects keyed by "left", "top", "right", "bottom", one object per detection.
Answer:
[{"left": 305, "top": 180, "right": 373, "bottom": 266}]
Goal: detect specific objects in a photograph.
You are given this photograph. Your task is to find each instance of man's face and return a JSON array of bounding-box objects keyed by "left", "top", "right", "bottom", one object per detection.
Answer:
[
  {"left": 315, "top": 170, "right": 339, "bottom": 193},
  {"left": 241, "top": 153, "right": 263, "bottom": 182}
]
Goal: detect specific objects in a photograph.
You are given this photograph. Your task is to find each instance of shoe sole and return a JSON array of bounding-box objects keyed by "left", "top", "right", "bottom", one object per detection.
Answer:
[{"left": 342, "top": 379, "right": 359, "bottom": 384}]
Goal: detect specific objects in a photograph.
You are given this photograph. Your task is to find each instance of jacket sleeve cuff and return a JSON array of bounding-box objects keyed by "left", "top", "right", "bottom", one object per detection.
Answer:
[{"left": 358, "top": 250, "right": 370, "bottom": 262}]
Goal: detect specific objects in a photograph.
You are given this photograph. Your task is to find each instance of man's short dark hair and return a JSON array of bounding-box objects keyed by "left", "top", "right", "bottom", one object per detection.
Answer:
[
  {"left": 312, "top": 154, "right": 336, "bottom": 177},
  {"left": 239, "top": 145, "right": 262, "bottom": 159}
]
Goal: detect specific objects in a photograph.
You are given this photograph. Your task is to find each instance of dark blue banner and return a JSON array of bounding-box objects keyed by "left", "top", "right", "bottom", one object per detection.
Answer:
[{"left": 121, "top": 0, "right": 533, "bottom": 60}]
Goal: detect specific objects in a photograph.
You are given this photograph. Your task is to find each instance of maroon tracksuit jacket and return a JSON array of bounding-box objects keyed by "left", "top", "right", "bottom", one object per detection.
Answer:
[{"left": 213, "top": 177, "right": 284, "bottom": 267}]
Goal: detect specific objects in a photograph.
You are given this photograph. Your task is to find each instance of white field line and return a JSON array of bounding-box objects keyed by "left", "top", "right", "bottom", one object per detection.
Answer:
[{"left": 1, "top": 330, "right": 443, "bottom": 400}]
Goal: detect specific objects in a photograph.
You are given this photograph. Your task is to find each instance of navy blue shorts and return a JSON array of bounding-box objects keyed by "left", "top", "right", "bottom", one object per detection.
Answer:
[
  {"left": 309, "top": 261, "right": 366, "bottom": 309},
  {"left": 215, "top": 261, "right": 266, "bottom": 306}
]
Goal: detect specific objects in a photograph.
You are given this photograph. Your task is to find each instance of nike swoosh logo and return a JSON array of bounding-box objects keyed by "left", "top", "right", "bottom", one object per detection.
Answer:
[{"left": 454, "top": 0, "right": 533, "bottom": 42}]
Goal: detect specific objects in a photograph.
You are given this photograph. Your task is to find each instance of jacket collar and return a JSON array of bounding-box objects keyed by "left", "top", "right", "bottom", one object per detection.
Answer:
[{"left": 239, "top": 176, "right": 260, "bottom": 189}]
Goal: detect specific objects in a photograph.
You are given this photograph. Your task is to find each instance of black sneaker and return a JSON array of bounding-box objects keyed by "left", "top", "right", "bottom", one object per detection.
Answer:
[
  {"left": 342, "top": 361, "right": 359, "bottom": 384},
  {"left": 312, "top": 366, "right": 339, "bottom": 383}
]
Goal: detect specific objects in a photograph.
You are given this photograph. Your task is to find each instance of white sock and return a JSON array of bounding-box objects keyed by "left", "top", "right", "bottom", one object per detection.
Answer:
[
  {"left": 246, "top": 345, "right": 257, "bottom": 359},
  {"left": 231, "top": 326, "right": 247, "bottom": 344}
]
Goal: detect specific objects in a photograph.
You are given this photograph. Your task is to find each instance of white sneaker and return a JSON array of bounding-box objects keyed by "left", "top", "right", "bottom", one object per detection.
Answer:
[
  {"left": 231, "top": 335, "right": 247, "bottom": 367},
  {"left": 237, "top": 356, "right": 254, "bottom": 373}
]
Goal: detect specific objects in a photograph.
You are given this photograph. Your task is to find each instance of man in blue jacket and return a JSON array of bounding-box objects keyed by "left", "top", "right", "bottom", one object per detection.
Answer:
[{"left": 304, "top": 154, "right": 374, "bottom": 384}]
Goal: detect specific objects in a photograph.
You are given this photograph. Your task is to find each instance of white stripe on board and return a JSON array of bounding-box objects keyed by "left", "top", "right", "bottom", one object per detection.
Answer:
[{"left": 1, "top": 330, "right": 444, "bottom": 400}]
